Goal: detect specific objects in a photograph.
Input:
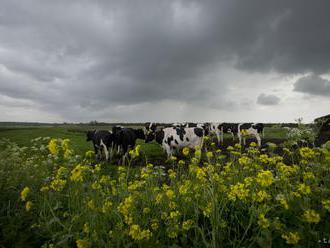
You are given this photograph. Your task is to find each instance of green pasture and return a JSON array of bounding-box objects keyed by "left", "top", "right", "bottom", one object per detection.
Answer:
[{"left": 0, "top": 125, "right": 288, "bottom": 164}]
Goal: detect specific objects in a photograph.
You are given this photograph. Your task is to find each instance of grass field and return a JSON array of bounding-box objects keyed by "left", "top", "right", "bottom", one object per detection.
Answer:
[{"left": 0, "top": 124, "right": 288, "bottom": 165}]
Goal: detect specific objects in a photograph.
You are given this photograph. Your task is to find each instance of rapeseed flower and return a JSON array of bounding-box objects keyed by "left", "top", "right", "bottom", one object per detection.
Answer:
[
  {"left": 25, "top": 201, "right": 33, "bottom": 211},
  {"left": 102, "top": 200, "right": 112, "bottom": 213},
  {"left": 129, "top": 224, "right": 152, "bottom": 240},
  {"left": 253, "top": 190, "right": 270, "bottom": 203},
  {"left": 257, "top": 214, "right": 270, "bottom": 229},
  {"left": 299, "top": 147, "right": 315, "bottom": 159},
  {"left": 48, "top": 139, "right": 58, "bottom": 155},
  {"left": 20, "top": 187, "right": 30, "bottom": 201},
  {"left": 182, "top": 220, "right": 194, "bottom": 231},
  {"left": 228, "top": 183, "right": 250, "bottom": 202},
  {"left": 302, "top": 209, "right": 320, "bottom": 223},
  {"left": 298, "top": 183, "right": 311, "bottom": 195},
  {"left": 76, "top": 239, "right": 89, "bottom": 248},
  {"left": 238, "top": 156, "right": 251, "bottom": 166},
  {"left": 281, "top": 232, "right": 300, "bottom": 244},
  {"left": 50, "top": 179, "right": 66, "bottom": 192},
  {"left": 166, "top": 189, "right": 175, "bottom": 199},
  {"left": 322, "top": 200, "right": 330, "bottom": 212},
  {"left": 182, "top": 147, "right": 190, "bottom": 156},
  {"left": 206, "top": 151, "right": 213, "bottom": 159},
  {"left": 256, "top": 170, "right": 274, "bottom": 187}
]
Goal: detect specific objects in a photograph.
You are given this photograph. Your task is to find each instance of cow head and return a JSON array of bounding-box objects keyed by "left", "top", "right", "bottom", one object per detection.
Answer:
[
  {"left": 145, "top": 131, "right": 155, "bottom": 143},
  {"left": 86, "top": 130, "right": 96, "bottom": 141}
]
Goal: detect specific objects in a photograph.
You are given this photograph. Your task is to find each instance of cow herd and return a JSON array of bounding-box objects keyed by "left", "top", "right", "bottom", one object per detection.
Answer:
[{"left": 86, "top": 122, "right": 265, "bottom": 163}]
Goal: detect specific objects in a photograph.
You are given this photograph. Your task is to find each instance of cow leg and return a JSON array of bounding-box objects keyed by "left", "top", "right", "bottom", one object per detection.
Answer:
[
  {"left": 238, "top": 133, "right": 242, "bottom": 146},
  {"left": 256, "top": 134, "right": 261, "bottom": 147},
  {"left": 100, "top": 140, "right": 109, "bottom": 161},
  {"left": 216, "top": 131, "right": 220, "bottom": 145}
]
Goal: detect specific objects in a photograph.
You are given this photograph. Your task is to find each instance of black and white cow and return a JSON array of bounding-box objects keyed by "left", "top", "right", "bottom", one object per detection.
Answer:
[
  {"left": 86, "top": 130, "right": 113, "bottom": 160},
  {"left": 145, "top": 126, "right": 205, "bottom": 158},
  {"left": 208, "top": 122, "right": 224, "bottom": 144},
  {"left": 112, "top": 127, "right": 145, "bottom": 163},
  {"left": 236, "top": 123, "right": 264, "bottom": 147}
]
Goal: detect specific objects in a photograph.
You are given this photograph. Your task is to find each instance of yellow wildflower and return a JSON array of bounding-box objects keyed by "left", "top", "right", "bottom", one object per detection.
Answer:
[
  {"left": 50, "top": 179, "right": 66, "bottom": 192},
  {"left": 76, "top": 239, "right": 89, "bottom": 248},
  {"left": 48, "top": 139, "right": 58, "bottom": 155},
  {"left": 302, "top": 209, "right": 320, "bottom": 223},
  {"left": 87, "top": 200, "right": 96, "bottom": 210},
  {"left": 20, "top": 187, "right": 30, "bottom": 201},
  {"left": 102, "top": 200, "right": 112, "bottom": 213},
  {"left": 303, "top": 172, "right": 315, "bottom": 181},
  {"left": 151, "top": 220, "right": 159, "bottom": 230},
  {"left": 178, "top": 160, "right": 185, "bottom": 166},
  {"left": 299, "top": 147, "right": 315, "bottom": 159},
  {"left": 182, "top": 147, "right": 190, "bottom": 156},
  {"left": 70, "top": 164, "right": 85, "bottom": 182},
  {"left": 254, "top": 190, "right": 270, "bottom": 203},
  {"left": 196, "top": 167, "right": 207, "bottom": 182},
  {"left": 238, "top": 156, "right": 251, "bottom": 166},
  {"left": 129, "top": 224, "right": 152, "bottom": 241},
  {"left": 257, "top": 214, "right": 270, "bottom": 229},
  {"left": 322, "top": 200, "right": 330, "bottom": 212},
  {"left": 256, "top": 170, "right": 274, "bottom": 187},
  {"left": 166, "top": 189, "right": 175, "bottom": 199},
  {"left": 25, "top": 201, "right": 33, "bottom": 211},
  {"left": 228, "top": 183, "right": 250, "bottom": 202},
  {"left": 206, "top": 151, "right": 213, "bottom": 159},
  {"left": 168, "top": 169, "right": 176, "bottom": 180},
  {"left": 297, "top": 183, "right": 311, "bottom": 195},
  {"left": 194, "top": 149, "right": 202, "bottom": 159},
  {"left": 182, "top": 220, "right": 194, "bottom": 231},
  {"left": 281, "top": 232, "right": 300, "bottom": 244}
]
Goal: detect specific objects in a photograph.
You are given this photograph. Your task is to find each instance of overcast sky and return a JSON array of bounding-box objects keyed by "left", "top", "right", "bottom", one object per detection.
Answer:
[{"left": 0, "top": 0, "right": 329, "bottom": 123}]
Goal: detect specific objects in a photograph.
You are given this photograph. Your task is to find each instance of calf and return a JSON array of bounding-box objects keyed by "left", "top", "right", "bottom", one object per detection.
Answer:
[
  {"left": 145, "top": 127, "right": 205, "bottom": 158},
  {"left": 237, "top": 123, "right": 264, "bottom": 147},
  {"left": 86, "top": 130, "right": 113, "bottom": 160}
]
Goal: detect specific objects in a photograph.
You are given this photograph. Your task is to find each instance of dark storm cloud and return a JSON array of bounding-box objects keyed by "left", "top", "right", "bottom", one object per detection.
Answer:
[
  {"left": 0, "top": 0, "right": 330, "bottom": 121},
  {"left": 293, "top": 74, "right": 330, "bottom": 97},
  {"left": 257, "top": 93, "right": 281, "bottom": 106}
]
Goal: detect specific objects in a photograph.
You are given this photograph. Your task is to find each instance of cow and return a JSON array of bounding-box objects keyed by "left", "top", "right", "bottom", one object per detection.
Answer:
[
  {"left": 145, "top": 126, "right": 205, "bottom": 158},
  {"left": 86, "top": 130, "right": 113, "bottom": 160},
  {"left": 112, "top": 127, "right": 145, "bottom": 164},
  {"left": 208, "top": 122, "right": 223, "bottom": 144},
  {"left": 236, "top": 123, "right": 264, "bottom": 147}
]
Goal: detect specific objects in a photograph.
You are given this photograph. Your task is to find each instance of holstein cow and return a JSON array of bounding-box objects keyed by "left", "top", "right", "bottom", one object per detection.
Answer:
[
  {"left": 112, "top": 127, "right": 145, "bottom": 164},
  {"left": 237, "top": 123, "right": 264, "bottom": 147},
  {"left": 86, "top": 130, "right": 113, "bottom": 160},
  {"left": 145, "top": 126, "right": 205, "bottom": 158},
  {"left": 208, "top": 122, "right": 223, "bottom": 144}
]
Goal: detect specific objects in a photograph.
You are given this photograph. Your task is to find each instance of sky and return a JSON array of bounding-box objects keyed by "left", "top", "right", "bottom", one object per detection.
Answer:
[{"left": 0, "top": 0, "right": 329, "bottom": 123}]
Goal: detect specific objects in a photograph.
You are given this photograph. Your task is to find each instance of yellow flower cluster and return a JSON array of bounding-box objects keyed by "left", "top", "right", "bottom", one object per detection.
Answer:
[
  {"left": 281, "top": 232, "right": 300, "bottom": 244},
  {"left": 129, "top": 224, "right": 152, "bottom": 241},
  {"left": 257, "top": 214, "right": 270, "bottom": 229},
  {"left": 48, "top": 139, "right": 58, "bottom": 155},
  {"left": 256, "top": 170, "right": 274, "bottom": 187},
  {"left": 302, "top": 209, "right": 320, "bottom": 223},
  {"left": 20, "top": 187, "right": 30, "bottom": 201},
  {"left": 227, "top": 183, "right": 250, "bottom": 202}
]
